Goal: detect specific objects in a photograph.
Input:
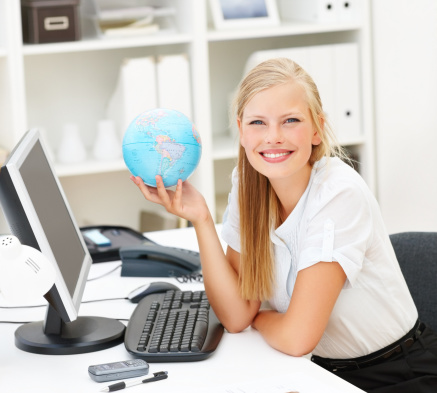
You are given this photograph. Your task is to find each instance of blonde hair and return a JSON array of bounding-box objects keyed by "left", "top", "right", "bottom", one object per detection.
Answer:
[{"left": 231, "top": 57, "right": 347, "bottom": 300}]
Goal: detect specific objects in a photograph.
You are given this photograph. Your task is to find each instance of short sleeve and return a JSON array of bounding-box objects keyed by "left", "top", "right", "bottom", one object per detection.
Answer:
[
  {"left": 298, "top": 181, "right": 373, "bottom": 287},
  {"left": 221, "top": 167, "right": 241, "bottom": 252}
]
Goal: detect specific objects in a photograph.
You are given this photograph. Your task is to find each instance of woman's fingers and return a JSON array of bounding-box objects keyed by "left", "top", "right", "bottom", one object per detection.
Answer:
[
  {"left": 130, "top": 175, "right": 189, "bottom": 219},
  {"left": 174, "top": 179, "right": 183, "bottom": 202},
  {"left": 130, "top": 175, "right": 162, "bottom": 205},
  {"left": 155, "top": 176, "right": 173, "bottom": 208}
]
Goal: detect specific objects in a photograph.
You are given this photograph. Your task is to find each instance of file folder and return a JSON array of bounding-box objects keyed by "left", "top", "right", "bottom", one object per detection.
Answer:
[
  {"left": 106, "top": 56, "right": 158, "bottom": 137},
  {"left": 333, "top": 43, "right": 361, "bottom": 143},
  {"left": 156, "top": 54, "right": 192, "bottom": 119},
  {"left": 244, "top": 47, "right": 309, "bottom": 77},
  {"left": 285, "top": 0, "right": 337, "bottom": 23},
  {"left": 335, "top": 0, "right": 360, "bottom": 23},
  {"left": 306, "top": 45, "right": 336, "bottom": 126}
]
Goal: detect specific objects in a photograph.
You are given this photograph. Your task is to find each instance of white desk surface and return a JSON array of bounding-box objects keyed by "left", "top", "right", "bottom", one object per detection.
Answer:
[{"left": 0, "top": 227, "right": 364, "bottom": 393}]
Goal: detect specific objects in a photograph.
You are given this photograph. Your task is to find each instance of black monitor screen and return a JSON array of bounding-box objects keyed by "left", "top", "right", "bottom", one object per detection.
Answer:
[{"left": 19, "top": 140, "right": 85, "bottom": 296}]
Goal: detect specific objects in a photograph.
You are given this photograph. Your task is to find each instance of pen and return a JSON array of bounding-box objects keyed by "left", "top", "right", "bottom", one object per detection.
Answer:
[{"left": 100, "top": 371, "right": 168, "bottom": 392}]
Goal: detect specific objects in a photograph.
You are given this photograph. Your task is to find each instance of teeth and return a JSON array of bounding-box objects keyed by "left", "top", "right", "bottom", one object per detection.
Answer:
[{"left": 262, "top": 152, "right": 290, "bottom": 158}]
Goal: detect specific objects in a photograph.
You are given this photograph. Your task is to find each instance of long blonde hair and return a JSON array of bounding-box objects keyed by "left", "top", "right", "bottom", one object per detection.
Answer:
[{"left": 232, "top": 57, "right": 345, "bottom": 300}]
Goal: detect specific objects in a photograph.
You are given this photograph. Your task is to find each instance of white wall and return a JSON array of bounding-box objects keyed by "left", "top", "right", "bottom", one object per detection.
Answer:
[{"left": 372, "top": 0, "right": 437, "bottom": 233}]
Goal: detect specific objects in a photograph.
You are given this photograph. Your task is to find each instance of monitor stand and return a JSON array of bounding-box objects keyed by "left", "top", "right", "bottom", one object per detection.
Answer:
[{"left": 15, "top": 305, "right": 126, "bottom": 355}]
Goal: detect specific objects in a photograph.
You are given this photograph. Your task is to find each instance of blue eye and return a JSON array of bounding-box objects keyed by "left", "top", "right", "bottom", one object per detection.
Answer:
[
  {"left": 286, "top": 118, "right": 299, "bottom": 123},
  {"left": 250, "top": 120, "right": 264, "bottom": 125}
]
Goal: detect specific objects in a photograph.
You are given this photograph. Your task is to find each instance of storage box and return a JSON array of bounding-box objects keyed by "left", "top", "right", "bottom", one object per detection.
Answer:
[{"left": 21, "top": 0, "right": 80, "bottom": 44}]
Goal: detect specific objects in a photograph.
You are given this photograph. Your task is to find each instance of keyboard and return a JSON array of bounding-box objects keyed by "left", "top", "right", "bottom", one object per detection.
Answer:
[{"left": 124, "top": 289, "right": 224, "bottom": 362}]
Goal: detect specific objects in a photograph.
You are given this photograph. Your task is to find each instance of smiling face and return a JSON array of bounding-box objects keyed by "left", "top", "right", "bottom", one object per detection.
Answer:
[{"left": 238, "top": 81, "right": 322, "bottom": 187}]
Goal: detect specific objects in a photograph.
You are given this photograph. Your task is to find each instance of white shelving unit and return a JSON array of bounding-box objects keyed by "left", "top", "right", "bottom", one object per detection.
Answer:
[{"left": 0, "top": 0, "right": 374, "bottom": 232}]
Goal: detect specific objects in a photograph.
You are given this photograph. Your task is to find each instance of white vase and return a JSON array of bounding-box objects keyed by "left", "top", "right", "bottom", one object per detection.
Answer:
[
  {"left": 92, "top": 119, "right": 121, "bottom": 161},
  {"left": 57, "top": 124, "right": 87, "bottom": 164}
]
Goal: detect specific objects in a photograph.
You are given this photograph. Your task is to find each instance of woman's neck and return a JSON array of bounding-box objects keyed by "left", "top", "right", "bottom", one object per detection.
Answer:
[{"left": 270, "top": 163, "right": 313, "bottom": 218}]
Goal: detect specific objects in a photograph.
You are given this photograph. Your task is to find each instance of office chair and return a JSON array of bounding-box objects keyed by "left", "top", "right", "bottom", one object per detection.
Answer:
[{"left": 389, "top": 232, "right": 437, "bottom": 331}]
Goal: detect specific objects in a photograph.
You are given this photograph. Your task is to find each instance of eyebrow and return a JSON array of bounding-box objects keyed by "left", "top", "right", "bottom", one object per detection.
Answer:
[{"left": 244, "top": 111, "right": 305, "bottom": 119}]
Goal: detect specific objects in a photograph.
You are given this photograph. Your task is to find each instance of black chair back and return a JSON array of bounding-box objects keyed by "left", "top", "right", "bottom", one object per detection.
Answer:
[{"left": 390, "top": 232, "right": 437, "bottom": 331}]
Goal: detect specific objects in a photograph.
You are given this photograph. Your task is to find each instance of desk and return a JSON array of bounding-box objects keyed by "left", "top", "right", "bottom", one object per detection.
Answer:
[{"left": 0, "top": 227, "right": 364, "bottom": 393}]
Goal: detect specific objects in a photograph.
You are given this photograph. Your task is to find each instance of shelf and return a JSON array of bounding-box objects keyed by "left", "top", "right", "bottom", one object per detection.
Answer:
[
  {"left": 55, "top": 158, "right": 127, "bottom": 177},
  {"left": 207, "top": 20, "right": 361, "bottom": 42},
  {"left": 1, "top": 0, "right": 375, "bottom": 230},
  {"left": 55, "top": 135, "right": 241, "bottom": 176},
  {"left": 22, "top": 31, "right": 192, "bottom": 56}
]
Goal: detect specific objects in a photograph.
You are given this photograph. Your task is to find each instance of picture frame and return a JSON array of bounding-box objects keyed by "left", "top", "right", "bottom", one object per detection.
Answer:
[{"left": 209, "top": 0, "right": 280, "bottom": 30}]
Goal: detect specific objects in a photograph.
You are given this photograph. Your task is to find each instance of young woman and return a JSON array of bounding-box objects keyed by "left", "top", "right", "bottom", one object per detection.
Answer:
[{"left": 130, "top": 58, "right": 437, "bottom": 392}]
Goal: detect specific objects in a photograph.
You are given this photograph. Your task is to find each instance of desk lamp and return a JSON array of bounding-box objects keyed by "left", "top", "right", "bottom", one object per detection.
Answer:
[{"left": 0, "top": 235, "right": 55, "bottom": 303}]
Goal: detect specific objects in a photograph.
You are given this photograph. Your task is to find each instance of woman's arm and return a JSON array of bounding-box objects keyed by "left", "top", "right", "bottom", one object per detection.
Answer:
[
  {"left": 251, "top": 261, "right": 347, "bottom": 357},
  {"left": 194, "top": 219, "right": 261, "bottom": 332},
  {"left": 130, "top": 175, "right": 260, "bottom": 332}
]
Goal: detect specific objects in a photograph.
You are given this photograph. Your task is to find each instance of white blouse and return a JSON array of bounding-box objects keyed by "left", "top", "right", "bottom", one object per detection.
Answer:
[{"left": 221, "top": 157, "right": 417, "bottom": 359}]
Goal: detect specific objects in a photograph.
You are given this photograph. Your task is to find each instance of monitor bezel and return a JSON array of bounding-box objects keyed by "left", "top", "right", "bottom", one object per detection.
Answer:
[{"left": 1, "top": 128, "right": 92, "bottom": 321}]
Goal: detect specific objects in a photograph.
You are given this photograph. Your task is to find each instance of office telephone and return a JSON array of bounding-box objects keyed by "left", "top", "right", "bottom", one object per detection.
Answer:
[
  {"left": 80, "top": 225, "right": 150, "bottom": 263},
  {"left": 119, "top": 244, "right": 201, "bottom": 277},
  {"left": 80, "top": 225, "right": 201, "bottom": 277}
]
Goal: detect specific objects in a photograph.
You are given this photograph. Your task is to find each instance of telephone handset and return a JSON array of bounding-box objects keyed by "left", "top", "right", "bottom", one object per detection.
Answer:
[{"left": 119, "top": 244, "right": 201, "bottom": 277}]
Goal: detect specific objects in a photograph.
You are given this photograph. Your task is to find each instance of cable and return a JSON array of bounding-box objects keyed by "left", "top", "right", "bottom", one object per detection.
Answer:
[
  {"left": 86, "top": 263, "right": 122, "bottom": 281},
  {"left": 0, "top": 296, "right": 128, "bottom": 309},
  {"left": 0, "top": 304, "right": 47, "bottom": 309},
  {"left": 0, "top": 320, "right": 35, "bottom": 324},
  {"left": 82, "top": 297, "right": 127, "bottom": 303},
  {"left": 1, "top": 317, "right": 130, "bottom": 324}
]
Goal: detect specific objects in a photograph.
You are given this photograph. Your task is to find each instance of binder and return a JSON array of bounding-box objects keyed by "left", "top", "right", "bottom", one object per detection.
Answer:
[
  {"left": 333, "top": 43, "right": 361, "bottom": 143},
  {"left": 335, "top": 0, "right": 360, "bottom": 23},
  {"left": 156, "top": 54, "right": 192, "bottom": 119},
  {"left": 244, "top": 49, "right": 280, "bottom": 76},
  {"left": 244, "top": 47, "right": 309, "bottom": 77},
  {"left": 277, "top": 47, "right": 310, "bottom": 71},
  {"left": 106, "top": 56, "right": 157, "bottom": 137},
  {"left": 285, "top": 0, "right": 337, "bottom": 23},
  {"left": 306, "top": 45, "right": 336, "bottom": 126}
]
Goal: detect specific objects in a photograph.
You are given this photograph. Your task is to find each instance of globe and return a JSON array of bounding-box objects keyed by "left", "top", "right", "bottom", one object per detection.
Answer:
[{"left": 122, "top": 108, "right": 202, "bottom": 188}]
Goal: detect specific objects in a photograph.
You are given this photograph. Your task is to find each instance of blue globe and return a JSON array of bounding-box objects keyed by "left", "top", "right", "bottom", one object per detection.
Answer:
[{"left": 122, "top": 108, "right": 202, "bottom": 188}]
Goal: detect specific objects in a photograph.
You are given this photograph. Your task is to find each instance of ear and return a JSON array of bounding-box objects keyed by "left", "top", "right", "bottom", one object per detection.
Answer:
[
  {"left": 237, "top": 118, "right": 244, "bottom": 145},
  {"left": 237, "top": 118, "right": 242, "bottom": 135},
  {"left": 312, "top": 115, "right": 324, "bottom": 146}
]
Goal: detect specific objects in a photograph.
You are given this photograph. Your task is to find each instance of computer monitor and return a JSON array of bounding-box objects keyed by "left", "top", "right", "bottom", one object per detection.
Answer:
[{"left": 0, "top": 129, "right": 125, "bottom": 355}]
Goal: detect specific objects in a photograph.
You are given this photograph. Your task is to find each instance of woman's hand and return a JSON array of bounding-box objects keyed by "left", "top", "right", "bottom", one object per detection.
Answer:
[{"left": 130, "top": 175, "right": 210, "bottom": 226}]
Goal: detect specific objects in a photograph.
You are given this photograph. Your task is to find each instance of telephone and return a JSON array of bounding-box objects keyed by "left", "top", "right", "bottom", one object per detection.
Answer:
[{"left": 119, "top": 244, "right": 201, "bottom": 277}]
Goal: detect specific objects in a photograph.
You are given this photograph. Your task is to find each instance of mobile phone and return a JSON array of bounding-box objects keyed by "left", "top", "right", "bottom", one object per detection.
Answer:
[
  {"left": 88, "top": 359, "right": 149, "bottom": 382},
  {"left": 83, "top": 229, "right": 112, "bottom": 247}
]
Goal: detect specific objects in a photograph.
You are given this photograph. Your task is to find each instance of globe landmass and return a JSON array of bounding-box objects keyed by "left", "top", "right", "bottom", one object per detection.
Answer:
[{"left": 122, "top": 108, "right": 202, "bottom": 188}]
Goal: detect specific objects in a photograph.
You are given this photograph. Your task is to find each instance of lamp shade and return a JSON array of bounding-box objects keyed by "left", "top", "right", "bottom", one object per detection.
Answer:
[{"left": 0, "top": 235, "right": 55, "bottom": 303}]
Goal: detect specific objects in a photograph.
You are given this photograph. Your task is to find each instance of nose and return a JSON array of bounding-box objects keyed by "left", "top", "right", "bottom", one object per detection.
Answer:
[{"left": 264, "top": 123, "right": 284, "bottom": 144}]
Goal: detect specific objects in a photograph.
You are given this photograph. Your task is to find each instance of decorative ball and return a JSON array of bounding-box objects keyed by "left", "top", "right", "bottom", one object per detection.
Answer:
[{"left": 122, "top": 108, "right": 202, "bottom": 188}]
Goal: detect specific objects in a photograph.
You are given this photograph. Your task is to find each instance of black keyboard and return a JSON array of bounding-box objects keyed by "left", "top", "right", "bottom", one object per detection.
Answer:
[{"left": 124, "top": 289, "right": 224, "bottom": 362}]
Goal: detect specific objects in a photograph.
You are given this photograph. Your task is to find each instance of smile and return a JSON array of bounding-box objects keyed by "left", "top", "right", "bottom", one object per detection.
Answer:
[{"left": 261, "top": 151, "right": 291, "bottom": 158}]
